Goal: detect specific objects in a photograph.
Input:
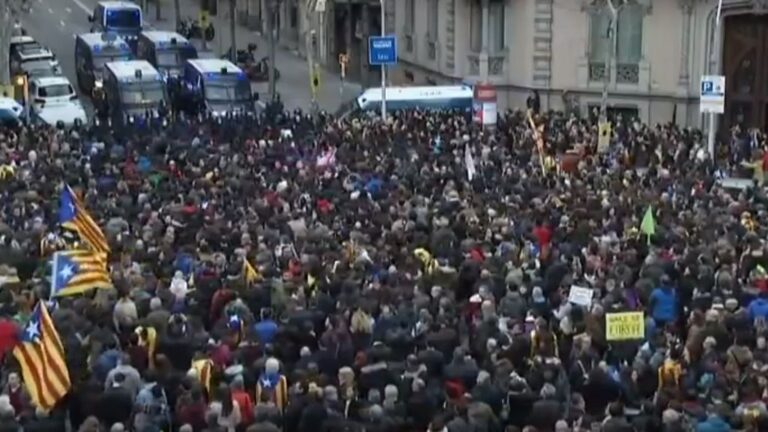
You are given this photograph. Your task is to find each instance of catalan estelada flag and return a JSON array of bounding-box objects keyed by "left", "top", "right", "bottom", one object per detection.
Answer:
[
  {"left": 50, "top": 250, "right": 112, "bottom": 297},
  {"left": 58, "top": 185, "right": 110, "bottom": 254},
  {"left": 244, "top": 260, "right": 261, "bottom": 284},
  {"left": 13, "top": 301, "right": 70, "bottom": 411}
]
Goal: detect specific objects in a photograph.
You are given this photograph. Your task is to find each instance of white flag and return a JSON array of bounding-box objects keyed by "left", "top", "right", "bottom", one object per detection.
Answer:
[{"left": 465, "top": 144, "right": 477, "bottom": 181}]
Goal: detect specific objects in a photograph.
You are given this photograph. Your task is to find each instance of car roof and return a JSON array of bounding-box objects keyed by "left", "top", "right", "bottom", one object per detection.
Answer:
[
  {"left": 78, "top": 32, "right": 130, "bottom": 48},
  {"left": 31, "top": 76, "right": 72, "bottom": 87},
  {"left": 188, "top": 59, "right": 243, "bottom": 75},
  {"left": 18, "top": 46, "right": 54, "bottom": 59},
  {"left": 141, "top": 30, "right": 189, "bottom": 45},
  {"left": 98, "top": 1, "right": 141, "bottom": 9},
  {"left": 0, "top": 97, "right": 22, "bottom": 111},
  {"left": 106, "top": 59, "right": 161, "bottom": 80},
  {"left": 10, "top": 35, "right": 35, "bottom": 44}
]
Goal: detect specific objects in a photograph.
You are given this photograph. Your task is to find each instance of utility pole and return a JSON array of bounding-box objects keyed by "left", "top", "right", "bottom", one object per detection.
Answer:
[
  {"left": 268, "top": 0, "right": 279, "bottom": 100},
  {"left": 707, "top": 0, "right": 724, "bottom": 158},
  {"left": 379, "top": 0, "right": 386, "bottom": 120},
  {"left": 229, "top": 0, "right": 236, "bottom": 62},
  {"left": 305, "top": 0, "right": 321, "bottom": 112},
  {"left": 0, "top": 0, "right": 22, "bottom": 91},
  {"left": 599, "top": 0, "right": 624, "bottom": 123},
  {"left": 155, "top": 0, "right": 162, "bottom": 20},
  {"left": 174, "top": 0, "right": 181, "bottom": 29}
]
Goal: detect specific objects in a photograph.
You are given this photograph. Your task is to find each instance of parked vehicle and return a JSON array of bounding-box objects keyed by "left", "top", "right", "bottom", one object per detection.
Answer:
[{"left": 176, "top": 18, "right": 215, "bottom": 42}]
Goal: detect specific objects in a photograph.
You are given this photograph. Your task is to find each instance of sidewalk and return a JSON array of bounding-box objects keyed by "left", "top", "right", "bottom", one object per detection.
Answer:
[{"left": 145, "top": 1, "right": 361, "bottom": 112}]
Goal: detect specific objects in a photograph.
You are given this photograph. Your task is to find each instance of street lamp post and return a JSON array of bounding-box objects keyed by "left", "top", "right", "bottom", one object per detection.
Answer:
[
  {"left": 379, "top": 0, "right": 386, "bottom": 121},
  {"left": 707, "top": 0, "right": 724, "bottom": 158},
  {"left": 599, "top": 0, "right": 623, "bottom": 124},
  {"left": 268, "top": 0, "right": 278, "bottom": 101},
  {"left": 15, "top": 74, "right": 29, "bottom": 123}
]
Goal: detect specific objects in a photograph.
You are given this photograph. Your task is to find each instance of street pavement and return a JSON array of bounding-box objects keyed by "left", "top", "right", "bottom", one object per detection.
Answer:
[{"left": 20, "top": 0, "right": 361, "bottom": 113}]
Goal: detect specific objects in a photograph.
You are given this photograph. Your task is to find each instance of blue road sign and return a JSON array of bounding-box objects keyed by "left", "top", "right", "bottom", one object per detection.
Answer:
[{"left": 368, "top": 35, "right": 397, "bottom": 66}]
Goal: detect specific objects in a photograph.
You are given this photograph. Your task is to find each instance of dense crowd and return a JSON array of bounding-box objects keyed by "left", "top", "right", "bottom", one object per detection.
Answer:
[{"left": 0, "top": 101, "right": 766, "bottom": 432}]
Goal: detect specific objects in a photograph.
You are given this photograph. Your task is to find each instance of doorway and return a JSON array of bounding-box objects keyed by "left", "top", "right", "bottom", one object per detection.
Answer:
[{"left": 723, "top": 14, "right": 768, "bottom": 130}]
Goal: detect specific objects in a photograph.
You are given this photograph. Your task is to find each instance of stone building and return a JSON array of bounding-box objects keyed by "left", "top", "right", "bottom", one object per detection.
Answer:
[{"left": 388, "top": 0, "right": 768, "bottom": 129}]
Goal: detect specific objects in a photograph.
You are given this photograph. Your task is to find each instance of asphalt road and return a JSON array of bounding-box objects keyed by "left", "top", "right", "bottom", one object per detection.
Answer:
[
  {"left": 20, "top": 0, "right": 94, "bottom": 109},
  {"left": 20, "top": 0, "right": 360, "bottom": 114}
]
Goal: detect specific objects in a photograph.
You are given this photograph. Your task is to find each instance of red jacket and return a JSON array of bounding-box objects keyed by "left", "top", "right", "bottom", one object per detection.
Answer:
[
  {"left": 232, "top": 390, "right": 254, "bottom": 425},
  {"left": 533, "top": 224, "right": 552, "bottom": 249},
  {"left": 0, "top": 319, "right": 18, "bottom": 363}
]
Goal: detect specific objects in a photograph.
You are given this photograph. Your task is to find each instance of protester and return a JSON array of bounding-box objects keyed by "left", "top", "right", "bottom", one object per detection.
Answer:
[{"left": 0, "top": 106, "right": 766, "bottom": 432}]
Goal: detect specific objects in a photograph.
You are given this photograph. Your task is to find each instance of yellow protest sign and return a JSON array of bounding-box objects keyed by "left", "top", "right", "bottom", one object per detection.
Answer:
[
  {"left": 598, "top": 121, "right": 612, "bottom": 153},
  {"left": 605, "top": 312, "right": 645, "bottom": 341}
]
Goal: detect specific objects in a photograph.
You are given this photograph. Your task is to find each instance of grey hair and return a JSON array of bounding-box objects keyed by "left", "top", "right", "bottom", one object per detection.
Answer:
[
  {"left": 367, "top": 388, "right": 381, "bottom": 403},
  {"left": 540, "top": 383, "right": 557, "bottom": 399},
  {"left": 384, "top": 384, "right": 398, "bottom": 400}
]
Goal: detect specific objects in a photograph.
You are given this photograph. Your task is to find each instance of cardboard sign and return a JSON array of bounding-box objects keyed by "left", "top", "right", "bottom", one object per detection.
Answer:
[
  {"left": 597, "top": 121, "right": 611, "bottom": 153},
  {"left": 568, "top": 286, "right": 594, "bottom": 306},
  {"left": 605, "top": 312, "right": 645, "bottom": 341}
]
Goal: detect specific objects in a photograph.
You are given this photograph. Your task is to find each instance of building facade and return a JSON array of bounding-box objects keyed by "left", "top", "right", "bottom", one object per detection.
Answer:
[{"left": 389, "top": 0, "right": 768, "bottom": 129}]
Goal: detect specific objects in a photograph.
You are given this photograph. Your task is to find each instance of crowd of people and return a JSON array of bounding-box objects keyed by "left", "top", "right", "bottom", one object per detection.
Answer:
[{"left": 0, "top": 101, "right": 765, "bottom": 432}]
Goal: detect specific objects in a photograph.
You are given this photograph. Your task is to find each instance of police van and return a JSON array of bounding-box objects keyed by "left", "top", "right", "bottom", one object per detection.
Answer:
[
  {"left": 136, "top": 31, "right": 197, "bottom": 77},
  {"left": 98, "top": 60, "right": 166, "bottom": 126},
  {"left": 89, "top": 1, "right": 143, "bottom": 48},
  {"left": 178, "top": 58, "right": 255, "bottom": 116},
  {"left": 75, "top": 33, "right": 133, "bottom": 96}
]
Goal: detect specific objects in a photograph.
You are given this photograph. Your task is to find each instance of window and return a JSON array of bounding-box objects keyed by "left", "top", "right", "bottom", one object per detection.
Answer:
[
  {"left": 427, "top": 0, "right": 439, "bottom": 40},
  {"left": 405, "top": 0, "right": 415, "bottom": 33},
  {"left": 616, "top": 2, "right": 643, "bottom": 63},
  {"left": 589, "top": 0, "right": 643, "bottom": 62},
  {"left": 488, "top": 0, "right": 505, "bottom": 53},
  {"left": 290, "top": 2, "right": 298, "bottom": 28},
  {"left": 38, "top": 84, "right": 74, "bottom": 98},
  {"left": 470, "top": 1, "right": 482, "bottom": 52},
  {"left": 105, "top": 8, "right": 141, "bottom": 29},
  {"left": 589, "top": 6, "right": 611, "bottom": 63},
  {"left": 469, "top": 0, "right": 505, "bottom": 53},
  {"left": 120, "top": 86, "right": 164, "bottom": 105}
]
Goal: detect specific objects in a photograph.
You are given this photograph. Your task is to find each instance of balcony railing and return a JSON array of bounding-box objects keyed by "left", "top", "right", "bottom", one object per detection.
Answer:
[
  {"left": 616, "top": 63, "right": 639, "bottom": 84},
  {"left": 427, "top": 39, "right": 437, "bottom": 60},
  {"left": 467, "top": 53, "right": 505, "bottom": 76},
  {"left": 403, "top": 34, "right": 414, "bottom": 53},
  {"left": 489, "top": 55, "right": 504, "bottom": 75},
  {"left": 588, "top": 62, "right": 640, "bottom": 84}
]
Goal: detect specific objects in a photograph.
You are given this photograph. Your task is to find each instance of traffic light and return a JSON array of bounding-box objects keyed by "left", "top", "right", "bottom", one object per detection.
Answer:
[{"left": 311, "top": 66, "right": 320, "bottom": 95}]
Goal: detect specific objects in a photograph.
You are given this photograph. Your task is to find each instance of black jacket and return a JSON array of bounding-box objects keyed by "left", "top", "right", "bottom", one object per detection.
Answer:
[{"left": 97, "top": 387, "right": 134, "bottom": 427}]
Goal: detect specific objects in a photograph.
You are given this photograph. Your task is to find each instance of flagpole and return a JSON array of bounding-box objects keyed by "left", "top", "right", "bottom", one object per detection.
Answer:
[{"left": 49, "top": 252, "right": 58, "bottom": 300}]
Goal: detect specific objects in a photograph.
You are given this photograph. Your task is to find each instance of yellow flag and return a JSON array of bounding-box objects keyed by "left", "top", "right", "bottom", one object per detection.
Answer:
[{"left": 243, "top": 260, "right": 261, "bottom": 284}]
